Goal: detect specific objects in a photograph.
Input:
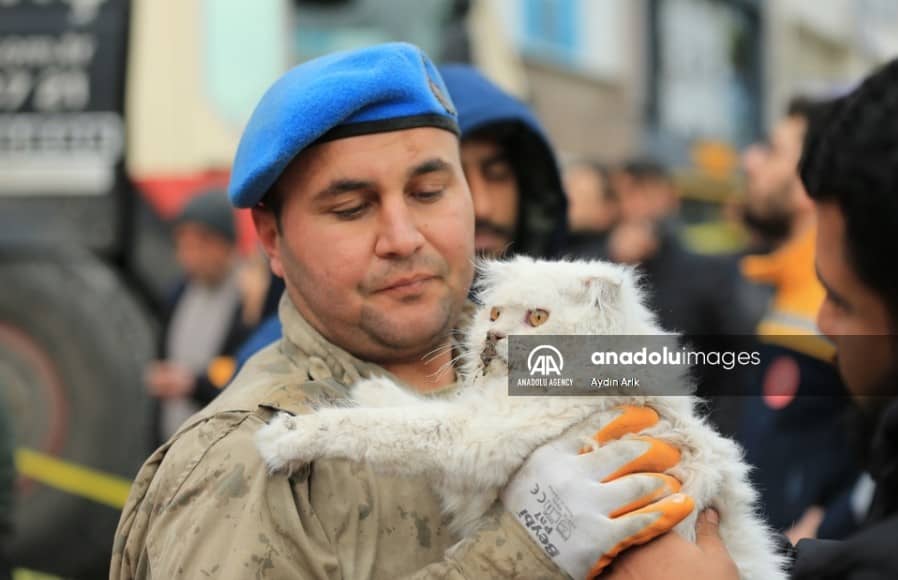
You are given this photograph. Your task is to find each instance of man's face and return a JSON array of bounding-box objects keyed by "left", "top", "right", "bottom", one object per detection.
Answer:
[
  {"left": 173, "top": 223, "right": 235, "bottom": 285},
  {"left": 741, "top": 116, "right": 807, "bottom": 239},
  {"left": 460, "top": 137, "right": 519, "bottom": 257},
  {"left": 254, "top": 127, "right": 475, "bottom": 364},
  {"left": 565, "top": 165, "right": 617, "bottom": 233},
  {"left": 815, "top": 202, "right": 895, "bottom": 399},
  {"left": 614, "top": 173, "right": 676, "bottom": 224}
]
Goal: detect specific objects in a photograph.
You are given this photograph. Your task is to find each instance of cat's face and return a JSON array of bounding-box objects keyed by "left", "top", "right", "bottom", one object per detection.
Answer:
[{"left": 464, "top": 257, "right": 660, "bottom": 377}]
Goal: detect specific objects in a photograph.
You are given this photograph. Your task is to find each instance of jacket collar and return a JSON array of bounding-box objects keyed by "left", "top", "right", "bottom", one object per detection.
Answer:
[
  {"left": 741, "top": 226, "right": 823, "bottom": 321},
  {"left": 871, "top": 398, "right": 898, "bottom": 486},
  {"left": 277, "top": 293, "right": 383, "bottom": 386}
]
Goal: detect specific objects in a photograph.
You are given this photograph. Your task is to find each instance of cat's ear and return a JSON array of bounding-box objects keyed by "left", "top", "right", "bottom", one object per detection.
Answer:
[
  {"left": 475, "top": 258, "right": 504, "bottom": 277},
  {"left": 582, "top": 275, "right": 622, "bottom": 308},
  {"left": 473, "top": 258, "right": 510, "bottom": 301}
]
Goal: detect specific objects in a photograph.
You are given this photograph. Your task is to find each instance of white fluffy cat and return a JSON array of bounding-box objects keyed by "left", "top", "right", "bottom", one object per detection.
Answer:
[{"left": 257, "top": 257, "right": 788, "bottom": 580}]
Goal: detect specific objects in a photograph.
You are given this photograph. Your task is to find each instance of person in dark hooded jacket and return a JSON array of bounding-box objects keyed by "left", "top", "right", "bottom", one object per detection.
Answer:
[
  {"left": 599, "top": 56, "right": 898, "bottom": 580},
  {"left": 437, "top": 63, "right": 568, "bottom": 260}
]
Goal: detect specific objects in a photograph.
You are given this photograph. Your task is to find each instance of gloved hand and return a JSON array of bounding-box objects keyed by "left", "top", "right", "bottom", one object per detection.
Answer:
[{"left": 500, "top": 406, "right": 694, "bottom": 579}]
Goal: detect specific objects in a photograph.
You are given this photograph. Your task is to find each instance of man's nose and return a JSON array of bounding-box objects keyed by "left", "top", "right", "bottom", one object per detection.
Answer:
[
  {"left": 742, "top": 143, "right": 766, "bottom": 176},
  {"left": 816, "top": 300, "right": 835, "bottom": 339},
  {"left": 374, "top": 199, "right": 425, "bottom": 258}
]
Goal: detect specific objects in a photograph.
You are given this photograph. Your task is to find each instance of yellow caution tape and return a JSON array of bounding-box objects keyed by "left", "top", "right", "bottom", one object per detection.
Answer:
[
  {"left": 13, "top": 568, "right": 64, "bottom": 580},
  {"left": 14, "top": 448, "right": 131, "bottom": 509}
]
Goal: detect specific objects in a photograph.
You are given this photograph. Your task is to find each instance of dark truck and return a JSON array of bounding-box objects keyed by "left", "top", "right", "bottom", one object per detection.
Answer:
[
  {"left": 0, "top": 1, "right": 166, "bottom": 577},
  {"left": 0, "top": 0, "right": 482, "bottom": 576}
]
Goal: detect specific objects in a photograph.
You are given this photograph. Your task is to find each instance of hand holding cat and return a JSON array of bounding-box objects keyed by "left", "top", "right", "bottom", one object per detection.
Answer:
[
  {"left": 602, "top": 509, "right": 740, "bottom": 580},
  {"left": 500, "top": 406, "right": 694, "bottom": 580}
]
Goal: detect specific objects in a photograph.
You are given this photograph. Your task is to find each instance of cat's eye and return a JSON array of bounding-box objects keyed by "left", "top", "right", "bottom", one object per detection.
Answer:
[
  {"left": 490, "top": 307, "right": 501, "bottom": 321},
  {"left": 527, "top": 309, "right": 549, "bottom": 326}
]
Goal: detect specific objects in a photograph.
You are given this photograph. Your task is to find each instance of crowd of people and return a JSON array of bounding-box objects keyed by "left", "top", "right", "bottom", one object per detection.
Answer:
[{"left": 2, "top": 40, "right": 897, "bottom": 580}]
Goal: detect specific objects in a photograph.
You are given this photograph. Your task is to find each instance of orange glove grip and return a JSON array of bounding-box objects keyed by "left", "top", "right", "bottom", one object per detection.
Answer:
[{"left": 588, "top": 493, "right": 696, "bottom": 578}]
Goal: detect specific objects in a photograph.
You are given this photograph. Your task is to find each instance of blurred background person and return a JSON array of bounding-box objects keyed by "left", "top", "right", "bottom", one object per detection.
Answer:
[
  {"left": 145, "top": 190, "right": 254, "bottom": 446},
  {"left": 740, "top": 141, "right": 782, "bottom": 253},
  {"left": 220, "top": 246, "right": 286, "bottom": 379},
  {"left": 564, "top": 160, "right": 619, "bottom": 259},
  {"left": 439, "top": 64, "right": 568, "bottom": 260},
  {"left": 612, "top": 158, "right": 679, "bottom": 226},
  {"left": 0, "top": 399, "right": 13, "bottom": 580},
  {"left": 740, "top": 97, "right": 821, "bottom": 254},
  {"left": 736, "top": 96, "right": 862, "bottom": 542},
  {"left": 237, "top": 246, "right": 284, "bottom": 336},
  {"left": 606, "top": 158, "right": 759, "bottom": 433}
]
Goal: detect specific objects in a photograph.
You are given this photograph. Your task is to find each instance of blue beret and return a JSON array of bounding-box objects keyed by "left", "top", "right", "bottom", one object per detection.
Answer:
[{"left": 229, "top": 42, "right": 459, "bottom": 208}]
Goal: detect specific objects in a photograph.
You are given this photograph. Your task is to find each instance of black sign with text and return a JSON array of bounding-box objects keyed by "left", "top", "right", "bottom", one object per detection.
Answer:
[
  {"left": 0, "top": 0, "right": 129, "bottom": 197},
  {"left": 0, "top": 0, "right": 131, "bottom": 251}
]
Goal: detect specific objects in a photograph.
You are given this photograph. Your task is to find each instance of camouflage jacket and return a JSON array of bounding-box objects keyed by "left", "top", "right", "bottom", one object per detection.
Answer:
[{"left": 111, "top": 297, "right": 564, "bottom": 579}]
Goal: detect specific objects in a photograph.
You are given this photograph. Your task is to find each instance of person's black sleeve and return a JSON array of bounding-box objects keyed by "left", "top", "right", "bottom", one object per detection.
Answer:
[{"left": 792, "top": 515, "right": 898, "bottom": 579}]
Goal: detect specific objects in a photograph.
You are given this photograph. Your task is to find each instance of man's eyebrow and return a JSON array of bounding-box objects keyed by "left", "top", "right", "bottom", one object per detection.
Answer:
[
  {"left": 313, "top": 178, "right": 376, "bottom": 202},
  {"left": 480, "top": 151, "right": 511, "bottom": 166},
  {"left": 408, "top": 158, "right": 452, "bottom": 178}
]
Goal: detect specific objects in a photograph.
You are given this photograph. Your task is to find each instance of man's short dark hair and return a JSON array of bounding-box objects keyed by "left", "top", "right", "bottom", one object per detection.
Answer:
[
  {"left": 261, "top": 188, "right": 286, "bottom": 231},
  {"left": 787, "top": 95, "right": 820, "bottom": 120},
  {"left": 799, "top": 58, "right": 898, "bottom": 325},
  {"left": 787, "top": 95, "right": 841, "bottom": 135},
  {"left": 619, "top": 157, "right": 671, "bottom": 185}
]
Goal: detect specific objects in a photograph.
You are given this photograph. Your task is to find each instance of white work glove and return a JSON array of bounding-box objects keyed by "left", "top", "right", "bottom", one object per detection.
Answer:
[{"left": 501, "top": 406, "right": 694, "bottom": 579}]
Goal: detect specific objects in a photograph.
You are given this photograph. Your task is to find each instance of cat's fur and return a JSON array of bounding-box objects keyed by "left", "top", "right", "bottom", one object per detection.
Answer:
[{"left": 257, "top": 257, "right": 788, "bottom": 579}]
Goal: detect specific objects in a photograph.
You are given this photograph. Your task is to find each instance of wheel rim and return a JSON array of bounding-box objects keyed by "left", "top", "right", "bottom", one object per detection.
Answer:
[{"left": 0, "top": 322, "right": 69, "bottom": 495}]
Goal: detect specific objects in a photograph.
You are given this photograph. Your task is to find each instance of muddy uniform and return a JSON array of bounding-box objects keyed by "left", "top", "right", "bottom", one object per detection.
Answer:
[{"left": 111, "top": 298, "right": 564, "bottom": 579}]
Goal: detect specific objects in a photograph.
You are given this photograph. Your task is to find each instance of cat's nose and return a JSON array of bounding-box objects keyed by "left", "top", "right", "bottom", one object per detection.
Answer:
[{"left": 486, "top": 331, "right": 506, "bottom": 343}]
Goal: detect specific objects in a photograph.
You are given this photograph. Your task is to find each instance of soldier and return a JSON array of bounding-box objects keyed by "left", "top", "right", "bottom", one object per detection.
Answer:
[{"left": 112, "top": 43, "right": 698, "bottom": 579}]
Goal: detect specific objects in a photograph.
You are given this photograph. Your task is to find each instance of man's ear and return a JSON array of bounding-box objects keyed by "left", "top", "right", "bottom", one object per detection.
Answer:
[{"left": 252, "top": 207, "right": 284, "bottom": 279}]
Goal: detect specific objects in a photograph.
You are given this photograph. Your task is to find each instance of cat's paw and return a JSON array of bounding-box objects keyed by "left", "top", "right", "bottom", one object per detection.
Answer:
[{"left": 255, "top": 412, "right": 323, "bottom": 473}]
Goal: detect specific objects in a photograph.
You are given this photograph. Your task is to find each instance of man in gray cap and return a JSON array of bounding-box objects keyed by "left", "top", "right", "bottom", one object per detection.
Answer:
[
  {"left": 143, "top": 190, "right": 249, "bottom": 445},
  {"left": 112, "top": 43, "right": 696, "bottom": 579}
]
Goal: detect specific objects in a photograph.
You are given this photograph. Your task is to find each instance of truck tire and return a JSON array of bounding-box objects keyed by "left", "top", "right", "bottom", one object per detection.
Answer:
[{"left": 0, "top": 249, "right": 156, "bottom": 579}]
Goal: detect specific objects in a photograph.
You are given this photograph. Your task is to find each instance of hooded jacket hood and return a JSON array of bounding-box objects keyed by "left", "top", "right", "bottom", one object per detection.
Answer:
[{"left": 439, "top": 64, "right": 568, "bottom": 258}]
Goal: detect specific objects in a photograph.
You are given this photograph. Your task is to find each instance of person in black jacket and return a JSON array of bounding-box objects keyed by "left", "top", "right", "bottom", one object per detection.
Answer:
[
  {"left": 600, "top": 57, "right": 898, "bottom": 580},
  {"left": 144, "top": 191, "right": 255, "bottom": 446},
  {"left": 605, "top": 159, "right": 762, "bottom": 435},
  {"left": 734, "top": 96, "right": 862, "bottom": 542},
  {"left": 564, "top": 160, "right": 619, "bottom": 259}
]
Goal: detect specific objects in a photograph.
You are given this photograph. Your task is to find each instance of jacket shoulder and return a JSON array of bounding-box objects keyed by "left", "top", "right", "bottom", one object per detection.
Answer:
[{"left": 118, "top": 375, "right": 348, "bottom": 538}]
